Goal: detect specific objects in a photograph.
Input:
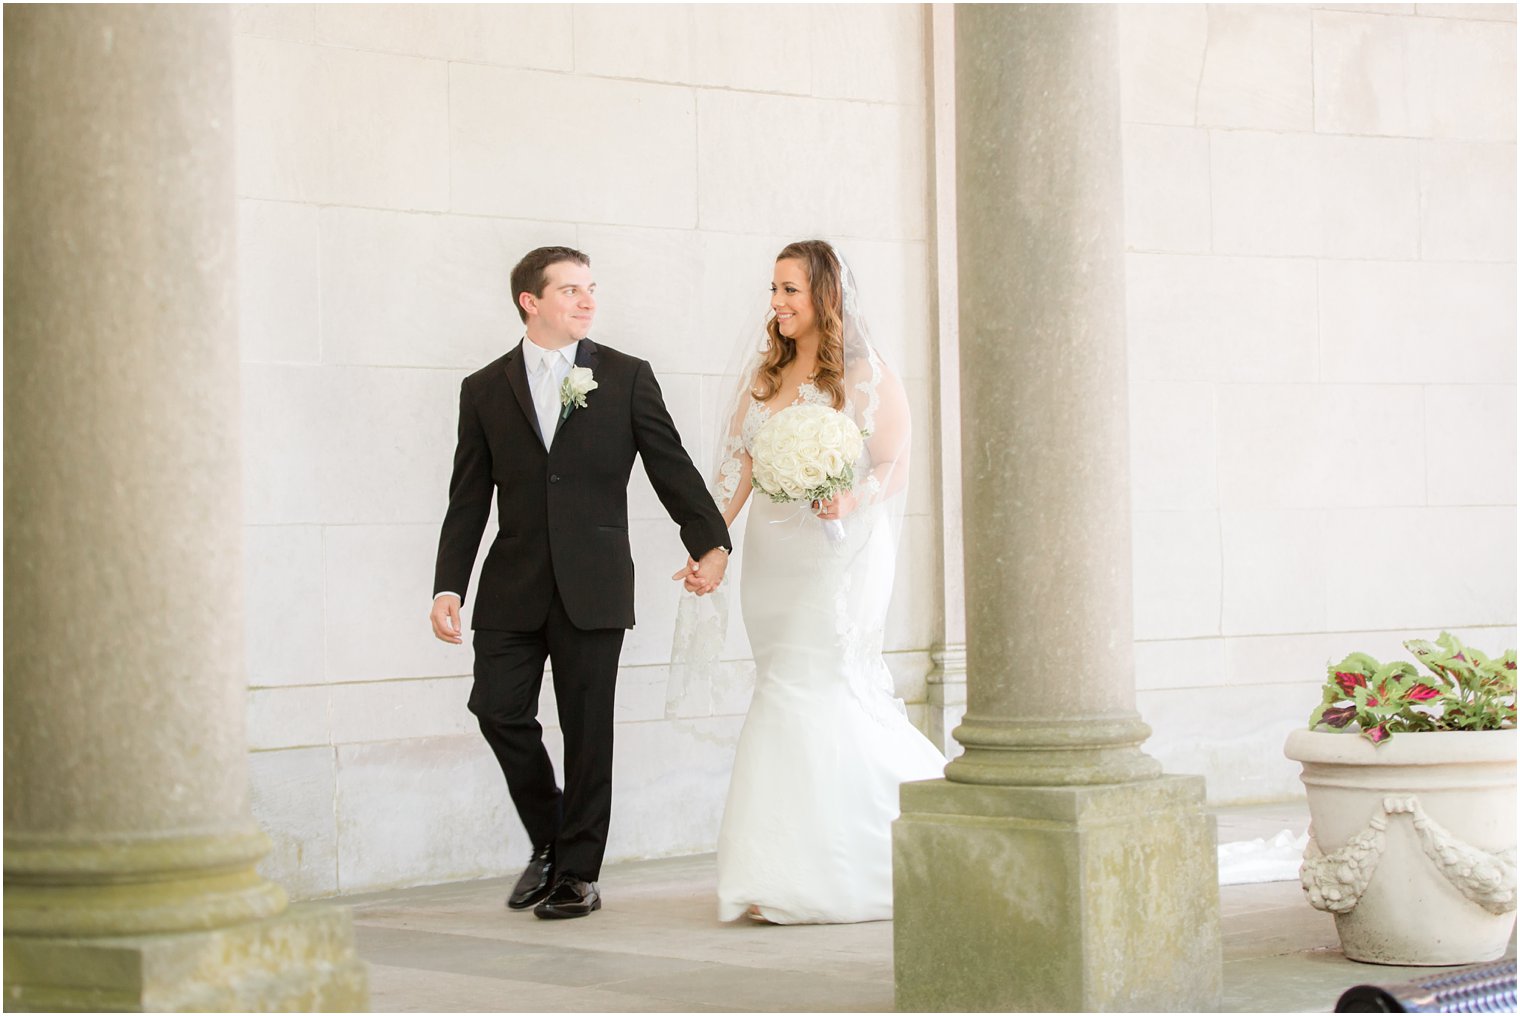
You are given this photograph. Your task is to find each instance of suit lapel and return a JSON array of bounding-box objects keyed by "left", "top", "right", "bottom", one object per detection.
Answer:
[
  {"left": 553, "top": 339, "right": 599, "bottom": 441},
  {"left": 576, "top": 338, "right": 599, "bottom": 372},
  {"left": 504, "top": 341, "right": 548, "bottom": 451}
]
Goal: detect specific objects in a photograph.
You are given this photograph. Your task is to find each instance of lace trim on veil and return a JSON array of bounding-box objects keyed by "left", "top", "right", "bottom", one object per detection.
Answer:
[
  {"left": 713, "top": 436, "right": 746, "bottom": 516},
  {"left": 668, "top": 588, "right": 725, "bottom": 717},
  {"left": 854, "top": 348, "right": 882, "bottom": 436}
]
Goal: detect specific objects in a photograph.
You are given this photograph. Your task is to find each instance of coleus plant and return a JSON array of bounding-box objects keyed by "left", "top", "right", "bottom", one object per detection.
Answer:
[{"left": 1310, "top": 631, "right": 1517, "bottom": 744}]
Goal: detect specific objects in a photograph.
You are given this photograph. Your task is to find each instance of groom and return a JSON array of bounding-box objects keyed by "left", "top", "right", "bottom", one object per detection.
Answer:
[{"left": 430, "top": 246, "right": 730, "bottom": 919}]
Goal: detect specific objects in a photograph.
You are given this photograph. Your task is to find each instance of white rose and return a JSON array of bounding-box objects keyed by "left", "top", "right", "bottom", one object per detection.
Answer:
[
  {"left": 560, "top": 366, "right": 598, "bottom": 409},
  {"left": 752, "top": 460, "right": 776, "bottom": 488}
]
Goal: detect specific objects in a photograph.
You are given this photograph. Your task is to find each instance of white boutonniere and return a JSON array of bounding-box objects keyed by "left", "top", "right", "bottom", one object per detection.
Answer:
[{"left": 559, "top": 366, "right": 598, "bottom": 420}]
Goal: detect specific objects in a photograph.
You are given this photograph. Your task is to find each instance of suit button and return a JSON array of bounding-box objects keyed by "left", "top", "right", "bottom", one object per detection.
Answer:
[{"left": 549, "top": 474, "right": 560, "bottom": 483}]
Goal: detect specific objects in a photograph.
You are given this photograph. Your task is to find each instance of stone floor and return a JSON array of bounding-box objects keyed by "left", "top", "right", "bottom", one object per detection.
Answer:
[{"left": 345, "top": 801, "right": 1515, "bottom": 1013}]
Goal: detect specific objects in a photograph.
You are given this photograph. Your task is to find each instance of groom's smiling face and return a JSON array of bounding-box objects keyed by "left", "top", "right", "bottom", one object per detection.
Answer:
[{"left": 523, "top": 260, "right": 597, "bottom": 347}]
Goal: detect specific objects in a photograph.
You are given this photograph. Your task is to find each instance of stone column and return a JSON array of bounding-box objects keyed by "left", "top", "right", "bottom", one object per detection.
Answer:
[
  {"left": 893, "top": 6, "right": 1221, "bottom": 1011},
  {"left": 925, "top": 2, "right": 966, "bottom": 756},
  {"left": 3, "top": 7, "right": 364, "bottom": 1010}
]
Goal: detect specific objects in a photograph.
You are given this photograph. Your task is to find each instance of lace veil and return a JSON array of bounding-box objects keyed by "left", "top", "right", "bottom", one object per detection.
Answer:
[{"left": 667, "top": 242, "right": 913, "bottom": 721}]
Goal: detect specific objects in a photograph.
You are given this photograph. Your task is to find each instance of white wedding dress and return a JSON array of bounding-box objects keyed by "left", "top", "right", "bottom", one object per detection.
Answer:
[{"left": 710, "top": 374, "right": 947, "bottom": 925}]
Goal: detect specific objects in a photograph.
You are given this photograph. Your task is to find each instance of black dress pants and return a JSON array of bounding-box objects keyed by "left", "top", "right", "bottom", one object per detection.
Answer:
[{"left": 468, "top": 589, "right": 625, "bottom": 882}]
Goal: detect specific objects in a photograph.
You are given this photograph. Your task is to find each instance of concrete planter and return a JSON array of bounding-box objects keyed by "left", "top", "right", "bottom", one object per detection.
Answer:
[{"left": 1284, "top": 728, "right": 1517, "bottom": 966}]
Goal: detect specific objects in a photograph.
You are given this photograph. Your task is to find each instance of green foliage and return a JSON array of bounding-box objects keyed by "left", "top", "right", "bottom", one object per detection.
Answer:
[{"left": 1309, "top": 631, "right": 1516, "bottom": 745}]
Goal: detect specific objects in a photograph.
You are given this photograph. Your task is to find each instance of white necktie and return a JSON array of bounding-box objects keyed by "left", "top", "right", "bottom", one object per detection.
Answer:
[{"left": 532, "top": 354, "right": 562, "bottom": 448}]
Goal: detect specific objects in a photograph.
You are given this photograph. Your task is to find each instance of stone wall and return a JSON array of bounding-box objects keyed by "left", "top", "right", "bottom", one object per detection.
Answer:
[
  {"left": 233, "top": 3, "right": 932, "bottom": 898},
  {"left": 235, "top": 2, "right": 1517, "bottom": 899},
  {"left": 1118, "top": 3, "right": 1517, "bottom": 801}
]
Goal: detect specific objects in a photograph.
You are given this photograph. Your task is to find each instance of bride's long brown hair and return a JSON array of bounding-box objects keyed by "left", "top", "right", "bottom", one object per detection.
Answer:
[{"left": 753, "top": 240, "right": 846, "bottom": 411}]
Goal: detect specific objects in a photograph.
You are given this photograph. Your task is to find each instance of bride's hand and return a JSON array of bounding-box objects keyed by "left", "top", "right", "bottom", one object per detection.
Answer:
[{"left": 813, "top": 490, "right": 858, "bottom": 521}]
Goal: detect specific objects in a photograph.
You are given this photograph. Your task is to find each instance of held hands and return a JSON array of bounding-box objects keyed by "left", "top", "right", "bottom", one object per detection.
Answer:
[
  {"left": 813, "top": 490, "right": 858, "bottom": 521},
  {"left": 430, "top": 594, "right": 463, "bottom": 644},
  {"left": 671, "top": 546, "right": 729, "bottom": 596}
]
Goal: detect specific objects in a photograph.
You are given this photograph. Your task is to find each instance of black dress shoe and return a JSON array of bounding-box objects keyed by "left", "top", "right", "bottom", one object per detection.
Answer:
[
  {"left": 532, "top": 876, "right": 601, "bottom": 919},
  {"left": 506, "top": 844, "right": 555, "bottom": 910}
]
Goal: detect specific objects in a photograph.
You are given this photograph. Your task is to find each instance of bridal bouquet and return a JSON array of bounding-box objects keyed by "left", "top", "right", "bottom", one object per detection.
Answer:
[{"left": 750, "top": 404, "right": 866, "bottom": 506}]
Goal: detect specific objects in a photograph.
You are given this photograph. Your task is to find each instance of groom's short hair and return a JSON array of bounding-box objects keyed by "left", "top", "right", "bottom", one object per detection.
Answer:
[{"left": 511, "top": 246, "right": 591, "bottom": 323}]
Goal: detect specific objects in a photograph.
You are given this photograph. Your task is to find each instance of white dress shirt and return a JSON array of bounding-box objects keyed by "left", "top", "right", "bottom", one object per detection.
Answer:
[{"left": 522, "top": 335, "right": 577, "bottom": 449}]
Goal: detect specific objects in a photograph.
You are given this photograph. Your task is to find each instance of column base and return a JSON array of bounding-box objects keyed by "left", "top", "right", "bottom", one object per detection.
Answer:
[
  {"left": 893, "top": 774, "right": 1221, "bottom": 1012},
  {"left": 946, "top": 714, "right": 1163, "bottom": 785},
  {"left": 3, "top": 903, "right": 368, "bottom": 1012},
  {"left": 926, "top": 644, "right": 968, "bottom": 757}
]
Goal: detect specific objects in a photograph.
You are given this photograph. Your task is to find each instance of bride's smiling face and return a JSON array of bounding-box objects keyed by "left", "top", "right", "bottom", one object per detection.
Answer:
[{"left": 770, "top": 258, "right": 818, "bottom": 342}]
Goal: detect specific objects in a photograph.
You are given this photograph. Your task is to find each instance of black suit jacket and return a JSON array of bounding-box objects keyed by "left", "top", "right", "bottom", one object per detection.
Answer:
[{"left": 433, "top": 338, "right": 730, "bottom": 632}]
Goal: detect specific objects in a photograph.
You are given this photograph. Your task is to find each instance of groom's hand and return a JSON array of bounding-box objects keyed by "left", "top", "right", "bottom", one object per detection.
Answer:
[{"left": 430, "top": 594, "right": 463, "bottom": 644}]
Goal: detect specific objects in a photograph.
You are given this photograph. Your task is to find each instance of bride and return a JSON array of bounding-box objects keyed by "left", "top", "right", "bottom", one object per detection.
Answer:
[{"left": 672, "top": 240, "right": 947, "bottom": 925}]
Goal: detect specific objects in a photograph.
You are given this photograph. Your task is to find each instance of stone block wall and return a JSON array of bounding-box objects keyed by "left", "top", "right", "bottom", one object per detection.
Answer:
[
  {"left": 235, "top": 2, "right": 1516, "bottom": 898},
  {"left": 1118, "top": 3, "right": 1516, "bottom": 801},
  {"left": 233, "top": 3, "right": 932, "bottom": 897}
]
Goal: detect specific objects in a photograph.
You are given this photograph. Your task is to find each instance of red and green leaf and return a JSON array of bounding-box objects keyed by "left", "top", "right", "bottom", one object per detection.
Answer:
[{"left": 1313, "top": 633, "right": 1515, "bottom": 744}]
